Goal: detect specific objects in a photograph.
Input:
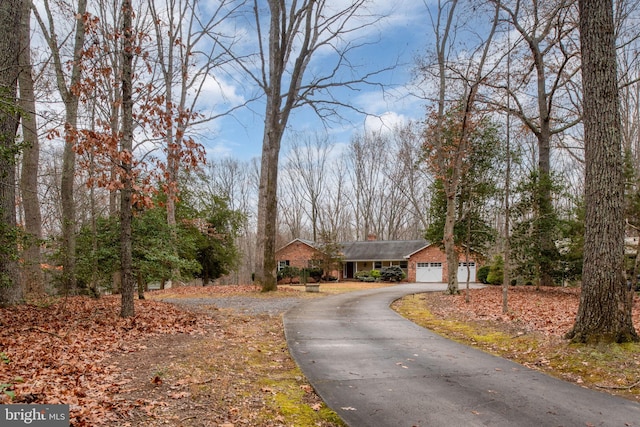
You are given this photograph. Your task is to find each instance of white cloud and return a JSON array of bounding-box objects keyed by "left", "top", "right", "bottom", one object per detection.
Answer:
[
  {"left": 352, "top": 84, "right": 424, "bottom": 123},
  {"left": 191, "top": 73, "right": 246, "bottom": 114},
  {"left": 364, "top": 111, "right": 407, "bottom": 134},
  {"left": 205, "top": 139, "right": 235, "bottom": 160}
]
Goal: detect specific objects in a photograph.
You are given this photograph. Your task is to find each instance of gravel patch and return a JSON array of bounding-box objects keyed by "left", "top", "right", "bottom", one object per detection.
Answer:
[{"left": 160, "top": 296, "right": 303, "bottom": 316}]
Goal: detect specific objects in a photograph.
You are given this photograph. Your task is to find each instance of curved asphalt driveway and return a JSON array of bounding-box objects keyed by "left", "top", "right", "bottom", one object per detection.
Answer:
[{"left": 283, "top": 283, "right": 640, "bottom": 427}]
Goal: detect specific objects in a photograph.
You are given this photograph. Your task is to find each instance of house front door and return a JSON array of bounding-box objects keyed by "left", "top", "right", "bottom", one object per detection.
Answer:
[{"left": 345, "top": 262, "right": 354, "bottom": 279}]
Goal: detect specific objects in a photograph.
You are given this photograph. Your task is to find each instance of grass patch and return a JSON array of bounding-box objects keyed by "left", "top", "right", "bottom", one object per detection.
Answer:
[
  {"left": 393, "top": 293, "right": 640, "bottom": 402},
  {"left": 259, "top": 370, "right": 344, "bottom": 426}
]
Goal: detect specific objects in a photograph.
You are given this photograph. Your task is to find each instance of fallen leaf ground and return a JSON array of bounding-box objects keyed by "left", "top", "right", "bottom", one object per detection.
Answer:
[
  {"left": 0, "top": 285, "right": 346, "bottom": 426},
  {"left": 2, "top": 283, "right": 640, "bottom": 427},
  {"left": 0, "top": 293, "right": 213, "bottom": 425}
]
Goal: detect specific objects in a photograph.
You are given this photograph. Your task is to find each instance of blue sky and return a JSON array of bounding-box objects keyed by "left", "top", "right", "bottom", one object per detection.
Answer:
[{"left": 195, "top": 0, "right": 431, "bottom": 162}]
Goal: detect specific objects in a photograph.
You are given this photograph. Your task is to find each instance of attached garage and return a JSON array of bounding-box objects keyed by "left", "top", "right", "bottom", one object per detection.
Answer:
[
  {"left": 407, "top": 243, "right": 481, "bottom": 283},
  {"left": 457, "top": 262, "right": 476, "bottom": 283},
  {"left": 416, "top": 262, "right": 443, "bottom": 282}
]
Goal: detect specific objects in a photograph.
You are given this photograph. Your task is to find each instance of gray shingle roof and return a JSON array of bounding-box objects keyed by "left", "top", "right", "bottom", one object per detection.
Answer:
[
  {"left": 340, "top": 239, "right": 430, "bottom": 261},
  {"left": 296, "top": 238, "right": 318, "bottom": 248}
]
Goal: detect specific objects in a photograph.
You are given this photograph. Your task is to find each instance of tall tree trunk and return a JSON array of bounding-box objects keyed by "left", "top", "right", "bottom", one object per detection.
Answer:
[
  {"left": 567, "top": 0, "right": 638, "bottom": 343},
  {"left": 165, "top": 125, "right": 180, "bottom": 282},
  {"left": 162, "top": 44, "right": 178, "bottom": 280},
  {"left": 165, "top": 119, "right": 180, "bottom": 282},
  {"left": 436, "top": 0, "right": 458, "bottom": 295},
  {"left": 531, "top": 35, "right": 556, "bottom": 288},
  {"left": 119, "top": 0, "right": 135, "bottom": 318},
  {"left": 536, "top": 129, "right": 555, "bottom": 287},
  {"left": 18, "top": 0, "right": 43, "bottom": 297},
  {"left": 55, "top": 0, "right": 87, "bottom": 294},
  {"left": 109, "top": 114, "right": 120, "bottom": 216},
  {"left": 503, "top": 74, "right": 512, "bottom": 314},
  {"left": 34, "top": 0, "right": 88, "bottom": 294},
  {"left": 254, "top": 0, "right": 287, "bottom": 293},
  {"left": 444, "top": 191, "right": 458, "bottom": 294},
  {"left": 255, "top": 109, "right": 284, "bottom": 292},
  {"left": 251, "top": 0, "right": 372, "bottom": 290},
  {"left": 0, "top": 0, "right": 23, "bottom": 305},
  {"left": 60, "top": 127, "right": 77, "bottom": 294}
]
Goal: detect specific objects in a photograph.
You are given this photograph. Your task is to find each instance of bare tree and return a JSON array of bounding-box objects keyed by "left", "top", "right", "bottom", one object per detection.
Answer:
[
  {"left": 278, "top": 168, "right": 308, "bottom": 240},
  {"left": 19, "top": 0, "right": 43, "bottom": 296},
  {"left": 374, "top": 123, "right": 437, "bottom": 240},
  {"left": 386, "top": 122, "right": 433, "bottom": 238},
  {"left": 566, "top": 0, "right": 638, "bottom": 343},
  {"left": 278, "top": 124, "right": 429, "bottom": 244},
  {"left": 233, "top": 0, "right": 388, "bottom": 291},
  {"left": 0, "top": 0, "right": 23, "bottom": 304},
  {"left": 90, "top": 0, "right": 126, "bottom": 217},
  {"left": 205, "top": 158, "right": 256, "bottom": 218},
  {"left": 283, "top": 133, "right": 333, "bottom": 241},
  {"left": 148, "top": 0, "right": 243, "bottom": 247},
  {"left": 486, "top": 0, "right": 582, "bottom": 287},
  {"left": 37, "top": 145, "right": 64, "bottom": 240},
  {"left": 320, "top": 147, "right": 353, "bottom": 242},
  {"left": 34, "top": 0, "right": 88, "bottom": 293},
  {"left": 421, "top": 0, "right": 499, "bottom": 294},
  {"left": 348, "top": 131, "right": 388, "bottom": 240}
]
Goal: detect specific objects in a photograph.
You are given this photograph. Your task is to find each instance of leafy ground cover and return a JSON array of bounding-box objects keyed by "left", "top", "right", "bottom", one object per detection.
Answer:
[
  {"left": 0, "top": 285, "right": 345, "bottom": 426},
  {"left": 393, "top": 286, "right": 640, "bottom": 402},
  {"left": 3, "top": 283, "right": 639, "bottom": 427}
]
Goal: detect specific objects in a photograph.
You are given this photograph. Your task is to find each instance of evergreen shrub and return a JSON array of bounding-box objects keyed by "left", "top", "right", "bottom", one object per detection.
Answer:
[{"left": 380, "top": 266, "right": 405, "bottom": 282}]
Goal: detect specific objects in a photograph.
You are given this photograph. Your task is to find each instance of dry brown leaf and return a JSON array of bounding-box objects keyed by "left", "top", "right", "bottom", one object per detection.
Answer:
[{"left": 0, "top": 292, "right": 218, "bottom": 426}]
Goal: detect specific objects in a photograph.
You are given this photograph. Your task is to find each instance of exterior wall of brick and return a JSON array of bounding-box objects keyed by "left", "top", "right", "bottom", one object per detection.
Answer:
[
  {"left": 275, "top": 240, "right": 341, "bottom": 283},
  {"left": 407, "top": 245, "right": 447, "bottom": 282},
  {"left": 275, "top": 240, "right": 320, "bottom": 270},
  {"left": 407, "top": 245, "right": 478, "bottom": 282}
]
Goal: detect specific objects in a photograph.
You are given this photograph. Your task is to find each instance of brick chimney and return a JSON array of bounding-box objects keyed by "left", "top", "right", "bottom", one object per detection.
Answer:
[{"left": 367, "top": 233, "right": 377, "bottom": 241}]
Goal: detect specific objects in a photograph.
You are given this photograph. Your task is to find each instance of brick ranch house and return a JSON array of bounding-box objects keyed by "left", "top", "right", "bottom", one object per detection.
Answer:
[{"left": 275, "top": 237, "right": 479, "bottom": 283}]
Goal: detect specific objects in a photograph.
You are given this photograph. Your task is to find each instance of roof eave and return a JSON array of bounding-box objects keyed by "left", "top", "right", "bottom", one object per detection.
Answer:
[
  {"left": 404, "top": 243, "right": 433, "bottom": 259},
  {"left": 276, "top": 238, "right": 318, "bottom": 253}
]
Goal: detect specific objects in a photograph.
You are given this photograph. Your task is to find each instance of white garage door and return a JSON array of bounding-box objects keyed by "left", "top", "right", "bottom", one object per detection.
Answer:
[
  {"left": 416, "top": 262, "right": 443, "bottom": 282},
  {"left": 457, "top": 262, "right": 476, "bottom": 283}
]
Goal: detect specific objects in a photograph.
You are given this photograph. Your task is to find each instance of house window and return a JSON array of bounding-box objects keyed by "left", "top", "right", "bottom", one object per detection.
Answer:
[
  {"left": 417, "top": 262, "right": 429, "bottom": 268},
  {"left": 374, "top": 261, "right": 382, "bottom": 269},
  {"left": 430, "top": 262, "right": 442, "bottom": 267},
  {"left": 308, "top": 259, "right": 322, "bottom": 268},
  {"left": 278, "top": 260, "right": 290, "bottom": 271},
  {"left": 399, "top": 261, "right": 408, "bottom": 269}
]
